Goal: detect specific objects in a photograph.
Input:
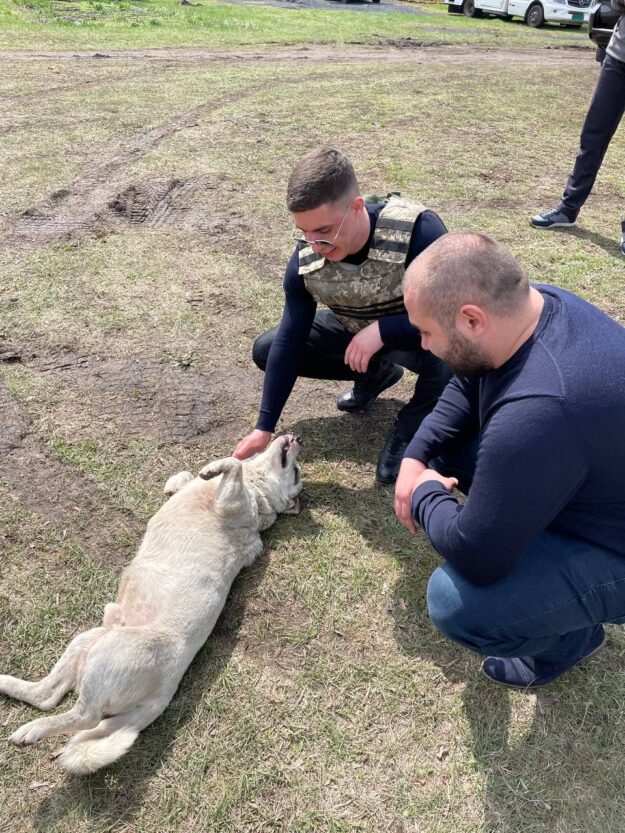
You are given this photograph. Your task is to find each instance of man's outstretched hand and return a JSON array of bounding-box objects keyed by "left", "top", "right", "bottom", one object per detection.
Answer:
[
  {"left": 233, "top": 429, "right": 271, "bottom": 460},
  {"left": 395, "top": 459, "right": 458, "bottom": 533}
]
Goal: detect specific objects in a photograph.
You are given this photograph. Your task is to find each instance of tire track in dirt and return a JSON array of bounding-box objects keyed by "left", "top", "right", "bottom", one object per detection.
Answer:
[
  {"left": 3, "top": 64, "right": 338, "bottom": 247},
  {"left": 0, "top": 45, "right": 593, "bottom": 66},
  {"left": 2, "top": 43, "right": 590, "bottom": 248},
  {"left": 0, "top": 66, "right": 168, "bottom": 106}
]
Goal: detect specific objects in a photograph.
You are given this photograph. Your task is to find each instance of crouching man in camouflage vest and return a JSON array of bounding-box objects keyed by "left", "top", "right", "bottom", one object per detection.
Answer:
[{"left": 233, "top": 148, "right": 452, "bottom": 485}]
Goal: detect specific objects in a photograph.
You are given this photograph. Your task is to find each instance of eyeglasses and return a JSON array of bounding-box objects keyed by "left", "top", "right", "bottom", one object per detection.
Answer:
[{"left": 292, "top": 200, "right": 353, "bottom": 249}]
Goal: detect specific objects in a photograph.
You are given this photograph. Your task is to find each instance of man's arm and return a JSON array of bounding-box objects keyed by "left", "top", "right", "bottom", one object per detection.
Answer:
[
  {"left": 234, "top": 250, "right": 316, "bottom": 459},
  {"left": 412, "top": 397, "right": 588, "bottom": 586},
  {"left": 404, "top": 376, "right": 480, "bottom": 463},
  {"left": 395, "top": 376, "right": 479, "bottom": 531}
]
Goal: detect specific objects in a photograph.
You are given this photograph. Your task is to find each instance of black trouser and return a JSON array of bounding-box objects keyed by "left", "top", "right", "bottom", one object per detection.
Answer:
[
  {"left": 560, "top": 53, "right": 625, "bottom": 219},
  {"left": 253, "top": 310, "right": 452, "bottom": 441}
]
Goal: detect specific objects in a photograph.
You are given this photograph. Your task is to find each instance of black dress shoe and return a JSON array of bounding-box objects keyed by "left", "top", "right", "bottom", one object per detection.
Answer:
[
  {"left": 336, "top": 364, "right": 403, "bottom": 413},
  {"left": 375, "top": 426, "right": 410, "bottom": 486}
]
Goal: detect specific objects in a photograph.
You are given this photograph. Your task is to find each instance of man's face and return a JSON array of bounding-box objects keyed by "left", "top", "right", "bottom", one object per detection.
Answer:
[
  {"left": 406, "top": 290, "right": 493, "bottom": 378},
  {"left": 292, "top": 199, "right": 358, "bottom": 262}
]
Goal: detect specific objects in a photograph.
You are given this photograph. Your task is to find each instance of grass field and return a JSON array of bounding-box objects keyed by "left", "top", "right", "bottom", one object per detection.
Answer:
[{"left": 1, "top": 1, "right": 625, "bottom": 831}]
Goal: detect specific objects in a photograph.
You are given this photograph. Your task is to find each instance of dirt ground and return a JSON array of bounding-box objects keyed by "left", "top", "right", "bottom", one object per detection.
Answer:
[
  {"left": 5, "top": 37, "right": 625, "bottom": 831},
  {"left": 0, "top": 40, "right": 592, "bottom": 549}
]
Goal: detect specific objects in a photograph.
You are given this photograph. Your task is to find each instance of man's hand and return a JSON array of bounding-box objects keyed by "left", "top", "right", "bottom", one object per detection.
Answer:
[
  {"left": 233, "top": 429, "right": 271, "bottom": 460},
  {"left": 394, "top": 458, "right": 427, "bottom": 534},
  {"left": 395, "top": 461, "right": 458, "bottom": 533},
  {"left": 344, "top": 322, "right": 383, "bottom": 373}
]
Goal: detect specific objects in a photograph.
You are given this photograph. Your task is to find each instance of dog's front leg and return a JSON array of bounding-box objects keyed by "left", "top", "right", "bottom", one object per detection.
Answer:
[
  {"left": 163, "top": 470, "right": 194, "bottom": 497},
  {"left": 199, "top": 458, "right": 250, "bottom": 515}
]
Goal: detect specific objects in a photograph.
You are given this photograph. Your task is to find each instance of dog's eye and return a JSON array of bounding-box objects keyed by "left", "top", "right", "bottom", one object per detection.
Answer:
[{"left": 293, "top": 466, "right": 300, "bottom": 484}]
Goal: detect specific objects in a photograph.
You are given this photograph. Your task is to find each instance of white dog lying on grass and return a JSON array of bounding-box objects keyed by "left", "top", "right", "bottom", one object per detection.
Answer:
[{"left": 0, "top": 434, "right": 302, "bottom": 774}]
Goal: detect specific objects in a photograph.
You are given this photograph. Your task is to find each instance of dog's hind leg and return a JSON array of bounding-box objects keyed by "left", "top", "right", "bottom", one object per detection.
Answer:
[
  {"left": 53, "top": 697, "right": 171, "bottom": 774},
  {"left": 9, "top": 694, "right": 103, "bottom": 748},
  {"left": 0, "top": 627, "right": 107, "bottom": 711}
]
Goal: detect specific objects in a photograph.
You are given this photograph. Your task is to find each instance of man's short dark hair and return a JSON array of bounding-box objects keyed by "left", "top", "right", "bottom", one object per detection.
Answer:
[
  {"left": 286, "top": 148, "right": 359, "bottom": 213},
  {"left": 404, "top": 232, "right": 530, "bottom": 327}
]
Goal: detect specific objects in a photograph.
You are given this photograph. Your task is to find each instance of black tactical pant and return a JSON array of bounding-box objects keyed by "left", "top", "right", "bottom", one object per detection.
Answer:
[
  {"left": 560, "top": 53, "right": 625, "bottom": 219},
  {"left": 253, "top": 310, "right": 452, "bottom": 441}
]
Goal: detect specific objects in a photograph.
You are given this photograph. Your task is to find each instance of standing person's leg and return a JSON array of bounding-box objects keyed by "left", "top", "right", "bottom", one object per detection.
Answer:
[
  {"left": 253, "top": 310, "right": 402, "bottom": 387},
  {"left": 375, "top": 349, "right": 453, "bottom": 485},
  {"left": 426, "top": 530, "right": 625, "bottom": 687},
  {"left": 560, "top": 54, "right": 625, "bottom": 218},
  {"left": 531, "top": 55, "right": 625, "bottom": 228}
]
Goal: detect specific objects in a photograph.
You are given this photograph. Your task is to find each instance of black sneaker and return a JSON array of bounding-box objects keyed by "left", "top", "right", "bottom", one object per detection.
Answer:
[
  {"left": 375, "top": 423, "right": 410, "bottom": 486},
  {"left": 337, "top": 364, "right": 403, "bottom": 413},
  {"left": 530, "top": 208, "right": 577, "bottom": 229}
]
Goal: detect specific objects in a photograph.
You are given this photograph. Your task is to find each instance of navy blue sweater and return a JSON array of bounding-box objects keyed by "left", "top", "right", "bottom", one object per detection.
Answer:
[
  {"left": 256, "top": 205, "right": 447, "bottom": 432},
  {"left": 407, "top": 285, "right": 625, "bottom": 586}
]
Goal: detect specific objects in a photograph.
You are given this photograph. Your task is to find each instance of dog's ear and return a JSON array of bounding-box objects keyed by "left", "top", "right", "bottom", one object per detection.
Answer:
[{"left": 282, "top": 497, "right": 300, "bottom": 515}]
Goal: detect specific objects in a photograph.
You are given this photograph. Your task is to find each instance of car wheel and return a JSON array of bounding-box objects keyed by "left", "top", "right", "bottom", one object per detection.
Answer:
[
  {"left": 526, "top": 2, "right": 545, "bottom": 27},
  {"left": 463, "top": 0, "right": 482, "bottom": 17}
]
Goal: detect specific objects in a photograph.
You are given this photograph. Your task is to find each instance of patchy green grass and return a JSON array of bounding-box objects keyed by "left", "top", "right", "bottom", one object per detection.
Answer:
[
  {"left": 0, "top": 0, "right": 591, "bottom": 50},
  {"left": 1, "top": 7, "right": 625, "bottom": 833}
]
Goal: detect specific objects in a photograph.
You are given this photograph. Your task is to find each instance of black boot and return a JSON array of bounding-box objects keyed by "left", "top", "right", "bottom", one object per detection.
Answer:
[
  {"left": 336, "top": 363, "right": 403, "bottom": 413},
  {"left": 376, "top": 422, "right": 411, "bottom": 486}
]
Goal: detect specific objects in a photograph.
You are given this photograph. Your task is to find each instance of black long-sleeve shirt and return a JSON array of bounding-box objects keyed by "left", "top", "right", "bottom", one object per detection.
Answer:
[
  {"left": 256, "top": 205, "right": 447, "bottom": 432},
  {"left": 407, "top": 286, "right": 625, "bottom": 586}
]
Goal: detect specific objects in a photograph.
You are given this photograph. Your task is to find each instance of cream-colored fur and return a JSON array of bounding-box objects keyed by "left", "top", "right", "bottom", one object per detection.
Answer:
[{"left": 0, "top": 435, "right": 303, "bottom": 774}]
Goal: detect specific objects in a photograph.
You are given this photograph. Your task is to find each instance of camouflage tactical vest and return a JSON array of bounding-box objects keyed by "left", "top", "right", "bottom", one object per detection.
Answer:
[{"left": 298, "top": 196, "right": 426, "bottom": 333}]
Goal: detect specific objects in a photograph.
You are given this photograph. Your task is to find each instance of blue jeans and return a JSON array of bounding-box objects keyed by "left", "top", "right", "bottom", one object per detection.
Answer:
[{"left": 427, "top": 445, "right": 625, "bottom": 663}]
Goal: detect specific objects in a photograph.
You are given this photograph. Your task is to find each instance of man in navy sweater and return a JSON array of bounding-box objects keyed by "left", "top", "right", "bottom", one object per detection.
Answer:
[
  {"left": 395, "top": 231, "right": 625, "bottom": 687},
  {"left": 233, "top": 148, "right": 451, "bottom": 484}
]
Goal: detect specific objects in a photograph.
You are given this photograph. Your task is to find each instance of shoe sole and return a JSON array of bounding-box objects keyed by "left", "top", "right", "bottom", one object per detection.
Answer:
[
  {"left": 480, "top": 630, "right": 607, "bottom": 690},
  {"left": 530, "top": 220, "right": 576, "bottom": 230}
]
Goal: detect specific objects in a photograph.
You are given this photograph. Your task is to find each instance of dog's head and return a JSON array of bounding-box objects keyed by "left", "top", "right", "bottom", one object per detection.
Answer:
[{"left": 244, "top": 434, "right": 303, "bottom": 520}]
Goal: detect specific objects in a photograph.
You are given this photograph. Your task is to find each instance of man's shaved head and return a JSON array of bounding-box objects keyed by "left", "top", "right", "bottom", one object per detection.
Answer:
[{"left": 404, "top": 232, "right": 529, "bottom": 327}]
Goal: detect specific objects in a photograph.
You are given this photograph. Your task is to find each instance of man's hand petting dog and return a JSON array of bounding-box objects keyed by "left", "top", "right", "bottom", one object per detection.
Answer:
[
  {"left": 395, "top": 459, "right": 458, "bottom": 534},
  {"left": 233, "top": 428, "right": 272, "bottom": 460}
]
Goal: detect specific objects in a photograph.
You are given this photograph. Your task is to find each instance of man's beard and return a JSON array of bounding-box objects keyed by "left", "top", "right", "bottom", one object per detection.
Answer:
[{"left": 444, "top": 330, "right": 494, "bottom": 378}]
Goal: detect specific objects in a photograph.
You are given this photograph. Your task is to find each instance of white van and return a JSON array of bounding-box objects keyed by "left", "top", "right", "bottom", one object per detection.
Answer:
[{"left": 444, "top": 0, "right": 591, "bottom": 28}]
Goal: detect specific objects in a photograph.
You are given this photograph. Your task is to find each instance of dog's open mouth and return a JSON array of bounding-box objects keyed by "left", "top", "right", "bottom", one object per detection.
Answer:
[{"left": 280, "top": 434, "right": 302, "bottom": 468}]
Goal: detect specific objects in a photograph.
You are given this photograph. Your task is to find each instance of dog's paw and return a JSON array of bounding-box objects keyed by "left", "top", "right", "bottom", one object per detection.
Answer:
[
  {"left": 198, "top": 458, "right": 241, "bottom": 480},
  {"left": 9, "top": 721, "right": 44, "bottom": 747},
  {"left": 164, "top": 471, "right": 194, "bottom": 496}
]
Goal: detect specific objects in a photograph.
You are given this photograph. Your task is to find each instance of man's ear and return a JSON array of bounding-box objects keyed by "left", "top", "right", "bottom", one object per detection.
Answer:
[{"left": 457, "top": 304, "right": 488, "bottom": 337}]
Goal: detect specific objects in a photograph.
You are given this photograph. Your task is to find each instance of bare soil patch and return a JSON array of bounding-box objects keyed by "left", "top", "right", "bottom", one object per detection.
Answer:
[{"left": 32, "top": 349, "right": 260, "bottom": 443}]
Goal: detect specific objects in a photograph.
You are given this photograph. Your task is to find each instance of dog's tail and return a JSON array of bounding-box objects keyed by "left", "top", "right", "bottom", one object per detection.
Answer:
[{"left": 56, "top": 720, "right": 140, "bottom": 775}]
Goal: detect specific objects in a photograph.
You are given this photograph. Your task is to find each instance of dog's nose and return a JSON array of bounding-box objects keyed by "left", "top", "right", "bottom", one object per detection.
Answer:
[{"left": 295, "top": 435, "right": 303, "bottom": 446}]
